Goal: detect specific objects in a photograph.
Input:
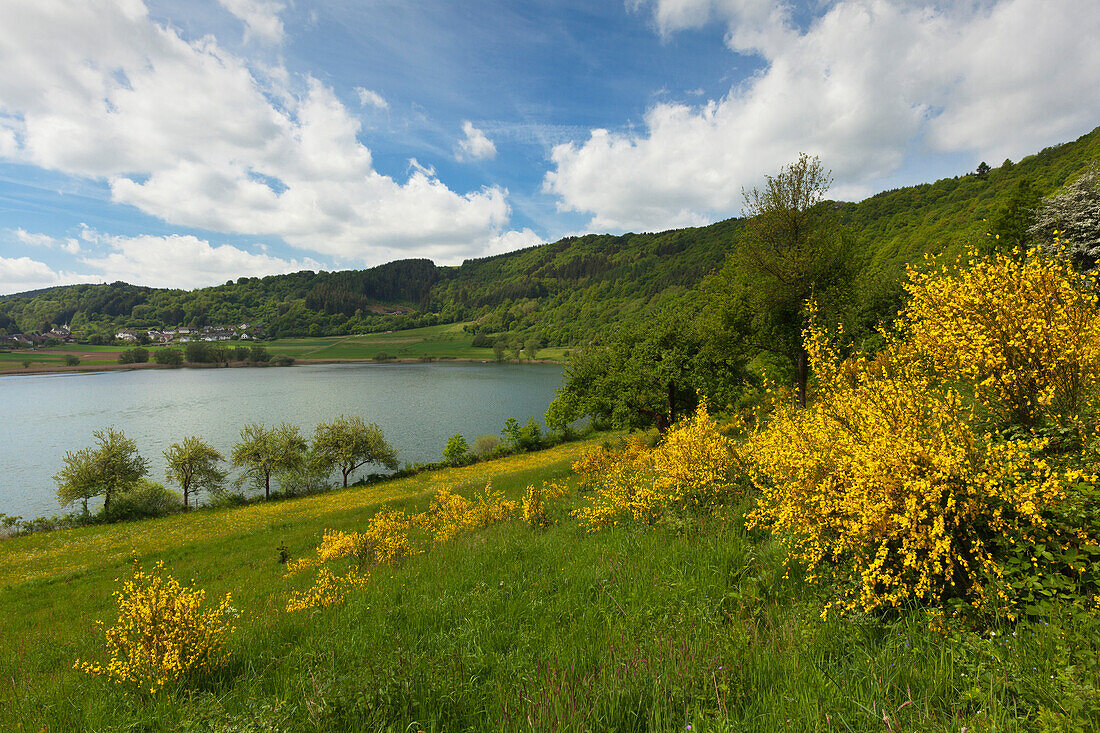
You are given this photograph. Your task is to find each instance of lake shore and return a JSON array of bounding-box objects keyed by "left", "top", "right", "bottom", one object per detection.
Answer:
[{"left": 0, "top": 355, "right": 560, "bottom": 377}]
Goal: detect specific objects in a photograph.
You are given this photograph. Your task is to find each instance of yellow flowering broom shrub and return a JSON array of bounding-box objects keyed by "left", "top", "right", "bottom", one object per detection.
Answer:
[
  {"left": 744, "top": 253, "right": 1098, "bottom": 614},
  {"left": 522, "top": 480, "right": 571, "bottom": 528},
  {"left": 652, "top": 400, "right": 736, "bottom": 510},
  {"left": 75, "top": 561, "right": 237, "bottom": 692},
  {"left": 900, "top": 247, "right": 1100, "bottom": 428},
  {"left": 286, "top": 510, "right": 414, "bottom": 611},
  {"left": 428, "top": 482, "right": 519, "bottom": 542},
  {"left": 573, "top": 406, "right": 737, "bottom": 531},
  {"left": 572, "top": 435, "right": 662, "bottom": 530}
]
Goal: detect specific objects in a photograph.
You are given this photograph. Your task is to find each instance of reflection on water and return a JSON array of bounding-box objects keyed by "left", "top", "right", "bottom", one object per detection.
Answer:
[{"left": 0, "top": 362, "right": 563, "bottom": 518}]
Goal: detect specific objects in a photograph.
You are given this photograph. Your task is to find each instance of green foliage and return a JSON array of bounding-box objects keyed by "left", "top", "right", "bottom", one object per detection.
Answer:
[
  {"left": 1029, "top": 165, "right": 1100, "bottom": 269},
  {"left": 63, "top": 354, "right": 79, "bottom": 366},
  {"left": 164, "top": 437, "right": 227, "bottom": 508},
  {"left": 117, "top": 347, "right": 149, "bottom": 364},
  {"left": 153, "top": 347, "right": 183, "bottom": 366},
  {"left": 100, "top": 479, "right": 183, "bottom": 523},
  {"left": 311, "top": 415, "right": 399, "bottom": 488},
  {"left": 471, "top": 434, "right": 500, "bottom": 458},
  {"left": 54, "top": 427, "right": 148, "bottom": 515},
  {"left": 442, "top": 434, "right": 469, "bottom": 465},
  {"left": 551, "top": 303, "right": 747, "bottom": 433},
  {"left": 231, "top": 423, "right": 307, "bottom": 499}
]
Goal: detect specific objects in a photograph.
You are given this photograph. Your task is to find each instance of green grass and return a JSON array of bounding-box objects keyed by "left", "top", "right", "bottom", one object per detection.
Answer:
[
  {"left": 2, "top": 437, "right": 1098, "bottom": 731},
  {"left": 267, "top": 322, "right": 570, "bottom": 362}
]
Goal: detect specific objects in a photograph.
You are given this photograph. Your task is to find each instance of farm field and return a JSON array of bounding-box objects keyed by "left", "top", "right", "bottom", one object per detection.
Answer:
[{"left": 267, "top": 322, "right": 569, "bottom": 362}]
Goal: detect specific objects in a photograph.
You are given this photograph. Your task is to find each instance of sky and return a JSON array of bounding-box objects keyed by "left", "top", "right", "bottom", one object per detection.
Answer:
[{"left": 0, "top": 0, "right": 1098, "bottom": 294}]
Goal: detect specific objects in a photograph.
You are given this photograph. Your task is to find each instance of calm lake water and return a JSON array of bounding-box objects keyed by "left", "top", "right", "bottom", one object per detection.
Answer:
[{"left": 0, "top": 362, "right": 563, "bottom": 519}]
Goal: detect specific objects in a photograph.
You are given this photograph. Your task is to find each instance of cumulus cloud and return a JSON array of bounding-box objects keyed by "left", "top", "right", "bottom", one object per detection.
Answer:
[
  {"left": 0, "top": 256, "right": 92, "bottom": 295},
  {"left": 12, "top": 228, "right": 81, "bottom": 254},
  {"left": 456, "top": 121, "right": 498, "bottom": 161},
  {"left": 76, "top": 229, "right": 324, "bottom": 290},
  {"left": 355, "top": 87, "right": 389, "bottom": 109},
  {"left": 0, "top": 0, "right": 521, "bottom": 267},
  {"left": 218, "top": 0, "right": 285, "bottom": 44},
  {"left": 548, "top": 0, "right": 1100, "bottom": 231}
]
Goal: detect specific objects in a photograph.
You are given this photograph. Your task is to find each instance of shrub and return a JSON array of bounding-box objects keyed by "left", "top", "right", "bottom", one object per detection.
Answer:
[
  {"left": 75, "top": 562, "right": 237, "bottom": 692},
  {"left": 63, "top": 354, "right": 79, "bottom": 366},
  {"left": 284, "top": 511, "right": 414, "bottom": 611},
  {"left": 743, "top": 270, "right": 1096, "bottom": 615},
  {"left": 899, "top": 248, "right": 1100, "bottom": 428},
  {"left": 101, "top": 479, "right": 183, "bottom": 523},
  {"left": 652, "top": 400, "right": 736, "bottom": 510},
  {"left": 442, "top": 434, "right": 470, "bottom": 465},
  {"left": 153, "top": 347, "right": 183, "bottom": 366},
  {"left": 471, "top": 434, "right": 500, "bottom": 459}
]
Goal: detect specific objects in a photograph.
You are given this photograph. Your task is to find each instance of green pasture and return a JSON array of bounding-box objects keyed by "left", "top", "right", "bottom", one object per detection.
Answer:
[
  {"left": 267, "top": 322, "right": 569, "bottom": 362},
  {"left": 2, "top": 433, "right": 1096, "bottom": 731}
]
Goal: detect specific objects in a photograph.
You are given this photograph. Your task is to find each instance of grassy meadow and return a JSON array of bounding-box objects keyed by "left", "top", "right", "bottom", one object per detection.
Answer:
[
  {"left": 3, "top": 431, "right": 1097, "bottom": 732},
  {"left": 267, "top": 322, "right": 569, "bottom": 362}
]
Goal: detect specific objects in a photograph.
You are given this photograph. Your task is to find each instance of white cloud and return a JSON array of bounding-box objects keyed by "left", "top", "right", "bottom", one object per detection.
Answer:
[
  {"left": 549, "top": 0, "right": 1100, "bottom": 231},
  {"left": 456, "top": 121, "right": 498, "bottom": 161},
  {"left": 77, "top": 230, "right": 323, "bottom": 289},
  {"left": 355, "top": 87, "right": 388, "bottom": 109},
  {"left": 12, "top": 228, "right": 81, "bottom": 254},
  {"left": 482, "top": 228, "right": 542, "bottom": 257},
  {"left": 0, "top": 0, "right": 521, "bottom": 267},
  {"left": 218, "top": 0, "right": 285, "bottom": 44},
  {"left": 0, "top": 256, "right": 92, "bottom": 295}
]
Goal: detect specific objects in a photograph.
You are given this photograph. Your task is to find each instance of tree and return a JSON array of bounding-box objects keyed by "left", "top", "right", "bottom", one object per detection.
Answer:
[
  {"left": 443, "top": 434, "right": 469, "bottom": 465},
  {"left": 986, "top": 179, "right": 1041, "bottom": 256},
  {"left": 1029, "top": 165, "right": 1100, "bottom": 270},
  {"left": 55, "top": 427, "right": 148, "bottom": 514},
  {"left": 525, "top": 337, "right": 540, "bottom": 361},
  {"left": 735, "top": 153, "right": 850, "bottom": 407},
  {"left": 231, "top": 423, "right": 306, "bottom": 499},
  {"left": 492, "top": 341, "right": 506, "bottom": 363},
  {"left": 975, "top": 161, "right": 991, "bottom": 180},
  {"left": 164, "top": 437, "right": 226, "bottom": 508},
  {"left": 311, "top": 415, "right": 398, "bottom": 488},
  {"left": 548, "top": 304, "right": 746, "bottom": 433},
  {"left": 153, "top": 347, "right": 183, "bottom": 366}
]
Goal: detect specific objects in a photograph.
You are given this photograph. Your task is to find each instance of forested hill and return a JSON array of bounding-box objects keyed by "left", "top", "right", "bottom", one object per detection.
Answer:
[{"left": 3, "top": 125, "right": 1099, "bottom": 346}]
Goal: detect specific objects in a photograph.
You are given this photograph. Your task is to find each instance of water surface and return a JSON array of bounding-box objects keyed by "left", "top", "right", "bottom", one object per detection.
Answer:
[{"left": 0, "top": 362, "right": 563, "bottom": 518}]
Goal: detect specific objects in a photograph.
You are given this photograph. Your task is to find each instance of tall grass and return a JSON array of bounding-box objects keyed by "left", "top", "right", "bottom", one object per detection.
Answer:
[{"left": 2, "top": 437, "right": 1097, "bottom": 731}]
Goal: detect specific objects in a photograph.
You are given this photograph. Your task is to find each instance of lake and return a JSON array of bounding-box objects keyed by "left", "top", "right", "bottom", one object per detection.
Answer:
[{"left": 0, "top": 362, "right": 564, "bottom": 519}]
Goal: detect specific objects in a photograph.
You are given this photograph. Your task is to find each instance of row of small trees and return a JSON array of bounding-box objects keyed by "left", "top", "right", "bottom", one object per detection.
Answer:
[{"left": 54, "top": 416, "right": 398, "bottom": 516}]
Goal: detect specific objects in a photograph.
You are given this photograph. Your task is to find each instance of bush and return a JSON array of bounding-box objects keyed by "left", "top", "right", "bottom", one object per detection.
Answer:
[
  {"left": 271, "top": 354, "right": 294, "bottom": 367},
  {"left": 743, "top": 255, "right": 1100, "bottom": 615},
  {"left": 101, "top": 479, "right": 184, "bottom": 523},
  {"left": 118, "top": 348, "right": 149, "bottom": 364},
  {"left": 63, "top": 354, "right": 79, "bottom": 366},
  {"left": 153, "top": 347, "right": 183, "bottom": 366},
  {"left": 248, "top": 344, "right": 270, "bottom": 363},
  {"left": 442, "top": 434, "right": 469, "bottom": 465},
  {"left": 74, "top": 561, "right": 237, "bottom": 692},
  {"left": 471, "top": 435, "right": 500, "bottom": 459}
]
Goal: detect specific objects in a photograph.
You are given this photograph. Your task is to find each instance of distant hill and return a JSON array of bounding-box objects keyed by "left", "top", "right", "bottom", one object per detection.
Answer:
[{"left": 2, "top": 125, "right": 1099, "bottom": 345}]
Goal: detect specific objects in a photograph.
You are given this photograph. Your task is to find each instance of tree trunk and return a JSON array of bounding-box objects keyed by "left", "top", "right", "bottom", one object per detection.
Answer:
[
  {"left": 343, "top": 470, "right": 350, "bottom": 488},
  {"left": 264, "top": 472, "right": 270, "bottom": 499}
]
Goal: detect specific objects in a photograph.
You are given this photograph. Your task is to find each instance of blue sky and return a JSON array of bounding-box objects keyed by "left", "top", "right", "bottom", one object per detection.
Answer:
[{"left": 1, "top": 0, "right": 1098, "bottom": 293}]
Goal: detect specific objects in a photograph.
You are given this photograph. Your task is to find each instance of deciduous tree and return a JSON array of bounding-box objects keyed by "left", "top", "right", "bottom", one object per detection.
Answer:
[
  {"left": 732, "top": 153, "right": 851, "bottom": 407},
  {"left": 55, "top": 427, "right": 148, "bottom": 514},
  {"left": 311, "top": 415, "right": 398, "bottom": 488},
  {"left": 164, "top": 437, "right": 226, "bottom": 508},
  {"left": 231, "top": 423, "right": 306, "bottom": 499}
]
